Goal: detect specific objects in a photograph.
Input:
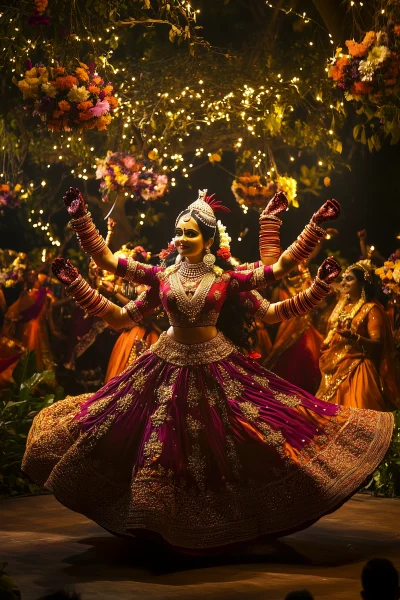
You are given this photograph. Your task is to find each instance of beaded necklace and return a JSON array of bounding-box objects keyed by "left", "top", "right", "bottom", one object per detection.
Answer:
[
  {"left": 323, "top": 294, "right": 365, "bottom": 345},
  {"left": 169, "top": 261, "right": 216, "bottom": 323}
]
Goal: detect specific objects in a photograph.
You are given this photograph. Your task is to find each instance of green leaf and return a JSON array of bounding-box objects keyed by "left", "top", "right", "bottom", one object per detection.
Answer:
[
  {"left": 360, "top": 128, "right": 367, "bottom": 144},
  {"left": 353, "top": 124, "right": 361, "bottom": 141}
]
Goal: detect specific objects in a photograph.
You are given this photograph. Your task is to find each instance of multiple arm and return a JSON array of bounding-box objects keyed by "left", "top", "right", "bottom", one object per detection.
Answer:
[
  {"left": 239, "top": 257, "right": 340, "bottom": 324},
  {"left": 51, "top": 258, "right": 160, "bottom": 331}
]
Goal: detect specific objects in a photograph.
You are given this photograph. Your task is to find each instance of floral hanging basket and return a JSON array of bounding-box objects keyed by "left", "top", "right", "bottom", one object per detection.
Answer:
[
  {"left": 231, "top": 172, "right": 298, "bottom": 212},
  {"left": 376, "top": 259, "right": 400, "bottom": 296},
  {"left": 328, "top": 25, "right": 400, "bottom": 103},
  {"left": 96, "top": 152, "right": 169, "bottom": 202},
  {"left": 16, "top": 61, "right": 118, "bottom": 132}
]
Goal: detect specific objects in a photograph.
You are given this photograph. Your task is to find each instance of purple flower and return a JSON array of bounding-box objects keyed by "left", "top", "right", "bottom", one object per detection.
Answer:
[
  {"left": 25, "top": 59, "right": 33, "bottom": 70},
  {"left": 99, "top": 91, "right": 105, "bottom": 101},
  {"left": 89, "top": 62, "right": 95, "bottom": 73},
  {"left": 337, "top": 82, "right": 346, "bottom": 90},
  {"left": 38, "top": 96, "right": 53, "bottom": 113},
  {"left": 28, "top": 14, "right": 51, "bottom": 26}
]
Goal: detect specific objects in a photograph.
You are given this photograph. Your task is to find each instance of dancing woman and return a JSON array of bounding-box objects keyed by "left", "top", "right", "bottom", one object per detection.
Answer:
[
  {"left": 317, "top": 261, "right": 400, "bottom": 410},
  {"left": 22, "top": 189, "right": 393, "bottom": 552}
]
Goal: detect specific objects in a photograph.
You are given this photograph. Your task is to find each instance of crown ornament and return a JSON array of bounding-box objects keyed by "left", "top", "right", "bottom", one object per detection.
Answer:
[
  {"left": 344, "top": 259, "right": 373, "bottom": 284},
  {"left": 175, "top": 189, "right": 230, "bottom": 231}
]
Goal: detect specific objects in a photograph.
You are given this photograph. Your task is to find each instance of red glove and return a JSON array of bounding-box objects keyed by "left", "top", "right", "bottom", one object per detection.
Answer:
[
  {"left": 63, "top": 187, "right": 87, "bottom": 219},
  {"left": 312, "top": 199, "right": 340, "bottom": 225},
  {"left": 52, "top": 257, "right": 79, "bottom": 286},
  {"left": 262, "top": 192, "right": 288, "bottom": 217},
  {"left": 317, "top": 256, "right": 341, "bottom": 284}
]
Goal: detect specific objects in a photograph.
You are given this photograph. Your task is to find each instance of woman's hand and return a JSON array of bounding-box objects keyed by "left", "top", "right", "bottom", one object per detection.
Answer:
[
  {"left": 100, "top": 280, "right": 114, "bottom": 295},
  {"left": 312, "top": 199, "right": 341, "bottom": 225},
  {"left": 317, "top": 257, "right": 341, "bottom": 284},
  {"left": 337, "top": 318, "right": 356, "bottom": 340},
  {"left": 63, "top": 187, "right": 87, "bottom": 219},
  {"left": 262, "top": 191, "right": 288, "bottom": 217},
  {"left": 51, "top": 257, "right": 79, "bottom": 286}
]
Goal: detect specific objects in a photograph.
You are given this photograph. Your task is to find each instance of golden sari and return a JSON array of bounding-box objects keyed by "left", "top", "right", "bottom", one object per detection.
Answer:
[
  {"left": 105, "top": 320, "right": 160, "bottom": 383},
  {"left": 1, "top": 287, "right": 54, "bottom": 371},
  {"left": 317, "top": 301, "right": 400, "bottom": 410}
]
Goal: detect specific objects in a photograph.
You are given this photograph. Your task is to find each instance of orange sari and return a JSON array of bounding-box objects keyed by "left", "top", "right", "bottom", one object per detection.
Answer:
[
  {"left": 1, "top": 288, "right": 54, "bottom": 371},
  {"left": 317, "top": 301, "right": 400, "bottom": 410},
  {"left": 263, "top": 285, "right": 323, "bottom": 394},
  {"left": 105, "top": 321, "right": 160, "bottom": 383}
]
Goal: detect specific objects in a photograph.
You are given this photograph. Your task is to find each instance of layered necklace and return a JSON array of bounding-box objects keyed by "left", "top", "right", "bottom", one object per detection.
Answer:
[
  {"left": 323, "top": 293, "right": 366, "bottom": 345},
  {"left": 169, "top": 260, "right": 215, "bottom": 322}
]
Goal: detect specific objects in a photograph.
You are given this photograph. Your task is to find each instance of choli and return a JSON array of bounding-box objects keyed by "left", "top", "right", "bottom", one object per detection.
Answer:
[{"left": 116, "top": 257, "right": 274, "bottom": 328}]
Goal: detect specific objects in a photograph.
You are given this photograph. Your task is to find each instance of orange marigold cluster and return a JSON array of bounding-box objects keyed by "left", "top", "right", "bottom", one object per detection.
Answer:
[
  {"left": 34, "top": 0, "right": 48, "bottom": 15},
  {"left": 55, "top": 75, "right": 78, "bottom": 91},
  {"left": 346, "top": 31, "right": 376, "bottom": 57}
]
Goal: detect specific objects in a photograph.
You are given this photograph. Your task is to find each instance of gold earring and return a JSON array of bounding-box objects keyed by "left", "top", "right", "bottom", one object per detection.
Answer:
[{"left": 203, "top": 247, "right": 216, "bottom": 269}]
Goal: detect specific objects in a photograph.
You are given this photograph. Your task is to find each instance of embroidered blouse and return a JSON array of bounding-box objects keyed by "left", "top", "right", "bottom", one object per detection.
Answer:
[{"left": 116, "top": 257, "right": 274, "bottom": 327}]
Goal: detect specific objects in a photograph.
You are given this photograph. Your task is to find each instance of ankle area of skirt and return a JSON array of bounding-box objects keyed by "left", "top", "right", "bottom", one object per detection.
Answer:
[{"left": 150, "top": 331, "right": 237, "bottom": 366}]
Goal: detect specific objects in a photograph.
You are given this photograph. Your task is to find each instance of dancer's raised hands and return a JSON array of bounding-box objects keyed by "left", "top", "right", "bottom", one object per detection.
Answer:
[
  {"left": 52, "top": 257, "right": 79, "bottom": 286},
  {"left": 63, "top": 187, "right": 87, "bottom": 219},
  {"left": 312, "top": 199, "right": 340, "bottom": 225}
]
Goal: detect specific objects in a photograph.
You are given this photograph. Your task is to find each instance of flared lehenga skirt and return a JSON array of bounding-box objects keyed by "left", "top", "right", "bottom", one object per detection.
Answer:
[{"left": 22, "top": 331, "right": 393, "bottom": 550}]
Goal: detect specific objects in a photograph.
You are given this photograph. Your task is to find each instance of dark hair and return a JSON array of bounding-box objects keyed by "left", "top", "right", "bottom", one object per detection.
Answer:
[
  {"left": 361, "top": 558, "right": 399, "bottom": 598},
  {"left": 165, "top": 209, "right": 257, "bottom": 351},
  {"left": 350, "top": 267, "right": 385, "bottom": 304}
]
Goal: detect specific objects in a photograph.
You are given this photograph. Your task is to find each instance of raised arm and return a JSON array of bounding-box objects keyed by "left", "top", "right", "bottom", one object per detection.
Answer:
[
  {"left": 272, "top": 199, "right": 341, "bottom": 280},
  {"left": 239, "top": 257, "right": 341, "bottom": 324},
  {"left": 64, "top": 187, "right": 118, "bottom": 273},
  {"left": 64, "top": 187, "right": 163, "bottom": 286},
  {"left": 51, "top": 258, "right": 160, "bottom": 331},
  {"left": 259, "top": 191, "right": 288, "bottom": 266}
]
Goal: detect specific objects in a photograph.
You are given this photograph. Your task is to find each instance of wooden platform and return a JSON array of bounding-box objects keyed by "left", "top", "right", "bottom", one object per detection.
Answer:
[{"left": 1, "top": 493, "right": 400, "bottom": 600}]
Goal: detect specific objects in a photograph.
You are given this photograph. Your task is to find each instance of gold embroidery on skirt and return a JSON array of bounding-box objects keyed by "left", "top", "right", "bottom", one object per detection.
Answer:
[
  {"left": 272, "top": 390, "right": 302, "bottom": 408},
  {"left": 86, "top": 395, "right": 113, "bottom": 416},
  {"left": 143, "top": 431, "right": 163, "bottom": 464}
]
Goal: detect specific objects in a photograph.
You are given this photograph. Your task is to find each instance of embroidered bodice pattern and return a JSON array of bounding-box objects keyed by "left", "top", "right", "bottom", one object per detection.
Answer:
[{"left": 117, "top": 257, "right": 274, "bottom": 328}]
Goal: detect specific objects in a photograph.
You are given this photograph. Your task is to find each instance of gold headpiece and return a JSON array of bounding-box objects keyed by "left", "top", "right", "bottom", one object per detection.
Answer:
[
  {"left": 175, "top": 189, "right": 217, "bottom": 230},
  {"left": 344, "top": 259, "right": 373, "bottom": 284}
]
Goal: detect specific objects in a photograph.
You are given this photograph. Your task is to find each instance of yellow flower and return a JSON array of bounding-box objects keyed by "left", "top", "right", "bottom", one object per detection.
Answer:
[
  {"left": 148, "top": 150, "right": 158, "bottom": 160},
  {"left": 324, "top": 176, "right": 331, "bottom": 187},
  {"left": 67, "top": 85, "right": 90, "bottom": 103},
  {"left": 17, "top": 80, "right": 39, "bottom": 99},
  {"left": 209, "top": 153, "right": 222, "bottom": 163},
  {"left": 115, "top": 173, "right": 128, "bottom": 186},
  {"left": 13, "top": 184, "right": 22, "bottom": 192},
  {"left": 42, "top": 83, "right": 57, "bottom": 98}
]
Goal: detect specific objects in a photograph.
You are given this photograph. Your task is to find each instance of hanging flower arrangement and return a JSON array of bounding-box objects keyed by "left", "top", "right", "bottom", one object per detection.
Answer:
[
  {"left": 231, "top": 172, "right": 298, "bottom": 213},
  {"left": 0, "top": 183, "right": 26, "bottom": 211},
  {"left": 328, "top": 27, "right": 400, "bottom": 101},
  {"left": 95, "top": 151, "right": 169, "bottom": 202},
  {"left": 16, "top": 61, "right": 118, "bottom": 132},
  {"left": 375, "top": 259, "right": 400, "bottom": 296}
]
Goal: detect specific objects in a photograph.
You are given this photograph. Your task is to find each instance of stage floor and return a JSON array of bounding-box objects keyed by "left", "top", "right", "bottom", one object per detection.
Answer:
[{"left": 1, "top": 493, "right": 400, "bottom": 600}]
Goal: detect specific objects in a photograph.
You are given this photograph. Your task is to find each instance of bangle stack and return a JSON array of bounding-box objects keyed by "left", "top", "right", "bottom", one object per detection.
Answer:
[
  {"left": 69, "top": 212, "right": 107, "bottom": 257},
  {"left": 274, "top": 276, "right": 331, "bottom": 321},
  {"left": 285, "top": 222, "right": 325, "bottom": 263},
  {"left": 259, "top": 214, "right": 282, "bottom": 260},
  {"left": 66, "top": 275, "right": 112, "bottom": 318}
]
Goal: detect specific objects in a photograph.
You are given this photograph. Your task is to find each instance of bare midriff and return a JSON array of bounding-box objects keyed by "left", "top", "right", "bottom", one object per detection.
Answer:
[{"left": 167, "top": 325, "right": 218, "bottom": 344}]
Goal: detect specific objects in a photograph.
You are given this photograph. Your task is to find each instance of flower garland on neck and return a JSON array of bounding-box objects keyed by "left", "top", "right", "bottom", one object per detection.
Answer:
[{"left": 323, "top": 293, "right": 366, "bottom": 346}]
